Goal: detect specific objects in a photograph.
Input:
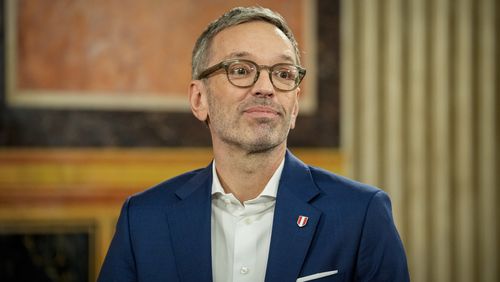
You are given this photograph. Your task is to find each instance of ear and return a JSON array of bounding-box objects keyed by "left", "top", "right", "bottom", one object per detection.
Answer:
[
  {"left": 290, "top": 88, "right": 300, "bottom": 129},
  {"left": 188, "top": 80, "right": 209, "bottom": 122}
]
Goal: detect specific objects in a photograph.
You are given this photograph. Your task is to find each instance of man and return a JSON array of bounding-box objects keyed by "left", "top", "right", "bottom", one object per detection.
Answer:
[{"left": 98, "top": 6, "right": 409, "bottom": 282}]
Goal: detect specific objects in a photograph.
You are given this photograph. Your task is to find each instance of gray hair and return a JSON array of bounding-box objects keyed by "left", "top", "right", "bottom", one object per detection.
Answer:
[{"left": 191, "top": 6, "right": 301, "bottom": 79}]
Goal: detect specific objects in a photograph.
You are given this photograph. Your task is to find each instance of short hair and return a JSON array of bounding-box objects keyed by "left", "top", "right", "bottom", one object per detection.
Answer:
[{"left": 191, "top": 6, "right": 301, "bottom": 79}]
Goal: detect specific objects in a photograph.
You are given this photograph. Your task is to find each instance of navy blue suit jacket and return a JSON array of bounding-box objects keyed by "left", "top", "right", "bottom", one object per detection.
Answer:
[{"left": 98, "top": 151, "right": 409, "bottom": 281}]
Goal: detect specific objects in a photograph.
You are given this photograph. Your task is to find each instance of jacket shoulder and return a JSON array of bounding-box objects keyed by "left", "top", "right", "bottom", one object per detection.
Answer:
[
  {"left": 308, "top": 165, "right": 383, "bottom": 200},
  {"left": 128, "top": 167, "right": 207, "bottom": 206}
]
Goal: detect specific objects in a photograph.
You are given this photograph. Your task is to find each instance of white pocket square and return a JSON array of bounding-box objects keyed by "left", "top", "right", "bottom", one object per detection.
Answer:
[{"left": 297, "top": 270, "right": 339, "bottom": 282}]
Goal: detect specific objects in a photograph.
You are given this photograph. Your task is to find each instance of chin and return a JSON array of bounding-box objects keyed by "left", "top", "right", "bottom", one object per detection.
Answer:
[
  {"left": 242, "top": 136, "right": 285, "bottom": 154},
  {"left": 244, "top": 144, "right": 278, "bottom": 154}
]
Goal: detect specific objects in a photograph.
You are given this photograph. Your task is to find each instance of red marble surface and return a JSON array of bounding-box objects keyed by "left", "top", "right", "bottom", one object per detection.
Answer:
[{"left": 16, "top": 0, "right": 305, "bottom": 96}]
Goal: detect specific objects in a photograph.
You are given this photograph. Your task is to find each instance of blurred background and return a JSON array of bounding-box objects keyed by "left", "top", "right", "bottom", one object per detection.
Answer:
[{"left": 0, "top": 0, "right": 497, "bottom": 281}]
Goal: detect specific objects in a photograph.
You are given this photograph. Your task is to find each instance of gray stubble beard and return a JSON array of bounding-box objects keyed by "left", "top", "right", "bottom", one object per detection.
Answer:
[{"left": 205, "top": 88, "right": 292, "bottom": 155}]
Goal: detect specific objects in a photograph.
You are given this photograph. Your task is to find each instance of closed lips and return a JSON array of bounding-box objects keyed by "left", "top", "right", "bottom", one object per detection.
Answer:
[{"left": 244, "top": 106, "right": 280, "bottom": 115}]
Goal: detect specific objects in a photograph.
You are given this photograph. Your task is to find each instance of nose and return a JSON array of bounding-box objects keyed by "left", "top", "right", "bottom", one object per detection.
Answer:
[{"left": 252, "top": 69, "right": 275, "bottom": 97}]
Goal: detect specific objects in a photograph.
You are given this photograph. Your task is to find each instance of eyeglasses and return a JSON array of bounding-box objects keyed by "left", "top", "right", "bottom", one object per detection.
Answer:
[{"left": 197, "top": 59, "right": 306, "bottom": 91}]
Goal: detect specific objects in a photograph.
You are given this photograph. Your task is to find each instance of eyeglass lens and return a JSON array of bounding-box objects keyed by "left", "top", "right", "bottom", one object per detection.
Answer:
[{"left": 226, "top": 61, "right": 301, "bottom": 91}]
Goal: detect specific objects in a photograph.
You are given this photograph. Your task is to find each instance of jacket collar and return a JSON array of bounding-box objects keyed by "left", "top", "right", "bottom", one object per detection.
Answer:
[
  {"left": 265, "top": 150, "right": 322, "bottom": 281},
  {"left": 166, "top": 163, "right": 213, "bottom": 281},
  {"left": 166, "top": 150, "right": 322, "bottom": 281}
]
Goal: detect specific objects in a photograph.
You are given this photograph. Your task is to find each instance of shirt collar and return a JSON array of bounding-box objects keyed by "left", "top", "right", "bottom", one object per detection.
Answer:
[{"left": 211, "top": 158, "right": 285, "bottom": 200}]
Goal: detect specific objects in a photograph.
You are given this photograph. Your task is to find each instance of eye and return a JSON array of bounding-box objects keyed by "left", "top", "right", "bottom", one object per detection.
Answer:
[
  {"left": 274, "top": 68, "right": 298, "bottom": 81},
  {"left": 228, "top": 63, "right": 254, "bottom": 77}
]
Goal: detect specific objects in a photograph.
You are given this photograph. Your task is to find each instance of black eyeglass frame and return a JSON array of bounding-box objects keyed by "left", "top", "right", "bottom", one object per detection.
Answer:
[{"left": 196, "top": 59, "right": 306, "bottom": 91}]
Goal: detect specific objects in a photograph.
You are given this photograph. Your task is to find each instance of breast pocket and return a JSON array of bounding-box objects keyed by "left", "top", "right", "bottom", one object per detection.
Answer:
[{"left": 296, "top": 270, "right": 342, "bottom": 282}]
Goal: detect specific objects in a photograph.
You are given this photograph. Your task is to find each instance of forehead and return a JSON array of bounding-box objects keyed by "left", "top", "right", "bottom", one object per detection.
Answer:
[{"left": 209, "top": 21, "right": 296, "bottom": 64}]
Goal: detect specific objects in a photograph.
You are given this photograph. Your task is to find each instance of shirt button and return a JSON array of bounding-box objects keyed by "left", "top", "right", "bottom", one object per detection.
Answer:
[
  {"left": 240, "top": 266, "right": 249, "bottom": 274},
  {"left": 244, "top": 218, "right": 253, "bottom": 224}
]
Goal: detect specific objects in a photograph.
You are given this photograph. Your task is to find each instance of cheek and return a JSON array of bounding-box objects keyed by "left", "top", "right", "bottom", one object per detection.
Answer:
[
  {"left": 287, "top": 97, "right": 299, "bottom": 128},
  {"left": 207, "top": 85, "right": 247, "bottom": 113},
  {"left": 206, "top": 91, "right": 234, "bottom": 117},
  {"left": 284, "top": 96, "right": 299, "bottom": 115}
]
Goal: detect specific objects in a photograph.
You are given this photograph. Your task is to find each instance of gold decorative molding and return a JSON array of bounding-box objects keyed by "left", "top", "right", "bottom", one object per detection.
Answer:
[
  {"left": 0, "top": 148, "right": 342, "bottom": 206},
  {"left": 0, "top": 147, "right": 342, "bottom": 277}
]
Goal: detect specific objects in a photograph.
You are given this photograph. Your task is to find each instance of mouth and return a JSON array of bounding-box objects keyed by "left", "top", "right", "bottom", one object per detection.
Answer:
[{"left": 243, "top": 106, "right": 281, "bottom": 119}]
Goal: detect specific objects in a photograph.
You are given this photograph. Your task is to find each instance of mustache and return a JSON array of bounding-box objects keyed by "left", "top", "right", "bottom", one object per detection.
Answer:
[{"left": 239, "top": 98, "right": 284, "bottom": 115}]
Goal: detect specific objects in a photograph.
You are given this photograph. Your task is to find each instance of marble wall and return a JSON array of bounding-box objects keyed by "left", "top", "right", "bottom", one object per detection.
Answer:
[
  {"left": 0, "top": 2, "right": 341, "bottom": 280},
  {"left": 0, "top": 0, "right": 340, "bottom": 148}
]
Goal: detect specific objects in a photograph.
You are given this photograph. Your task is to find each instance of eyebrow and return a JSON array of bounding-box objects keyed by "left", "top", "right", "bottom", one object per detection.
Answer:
[{"left": 223, "top": 51, "right": 296, "bottom": 64}]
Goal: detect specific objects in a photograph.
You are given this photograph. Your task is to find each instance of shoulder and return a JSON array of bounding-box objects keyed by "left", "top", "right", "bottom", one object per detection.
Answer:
[
  {"left": 305, "top": 165, "right": 397, "bottom": 240},
  {"left": 126, "top": 167, "right": 208, "bottom": 207},
  {"left": 309, "top": 165, "right": 380, "bottom": 194},
  {"left": 307, "top": 165, "right": 388, "bottom": 208},
  {"left": 284, "top": 150, "right": 386, "bottom": 205}
]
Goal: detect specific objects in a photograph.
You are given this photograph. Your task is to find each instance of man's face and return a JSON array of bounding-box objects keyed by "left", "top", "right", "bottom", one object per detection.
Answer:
[{"left": 194, "top": 21, "right": 300, "bottom": 153}]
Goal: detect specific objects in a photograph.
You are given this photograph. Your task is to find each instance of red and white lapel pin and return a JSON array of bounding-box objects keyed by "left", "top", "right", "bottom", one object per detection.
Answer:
[{"left": 297, "top": 215, "right": 309, "bottom": 228}]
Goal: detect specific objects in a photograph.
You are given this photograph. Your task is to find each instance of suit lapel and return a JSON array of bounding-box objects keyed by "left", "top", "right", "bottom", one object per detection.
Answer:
[
  {"left": 166, "top": 165, "right": 213, "bottom": 282},
  {"left": 164, "top": 152, "right": 321, "bottom": 281},
  {"left": 265, "top": 151, "right": 322, "bottom": 281}
]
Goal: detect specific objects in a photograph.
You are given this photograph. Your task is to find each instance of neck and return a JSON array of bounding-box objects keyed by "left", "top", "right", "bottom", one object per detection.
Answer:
[{"left": 213, "top": 143, "right": 286, "bottom": 203}]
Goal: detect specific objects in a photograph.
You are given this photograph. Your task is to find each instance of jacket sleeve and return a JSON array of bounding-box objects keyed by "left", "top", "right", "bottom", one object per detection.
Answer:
[
  {"left": 356, "top": 190, "right": 410, "bottom": 281},
  {"left": 97, "top": 198, "right": 137, "bottom": 282}
]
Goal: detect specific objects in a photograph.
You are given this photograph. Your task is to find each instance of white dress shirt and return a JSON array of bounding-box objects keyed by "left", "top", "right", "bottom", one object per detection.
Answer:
[{"left": 211, "top": 159, "right": 284, "bottom": 282}]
